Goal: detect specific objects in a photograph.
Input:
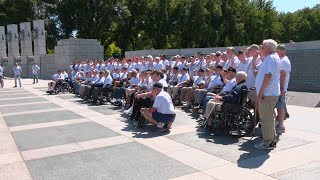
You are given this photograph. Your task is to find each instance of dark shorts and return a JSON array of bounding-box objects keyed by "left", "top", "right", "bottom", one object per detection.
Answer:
[
  {"left": 152, "top": 112, "right": 176, "bottom": 124},
  {"left": 275, "top": 95, "right": 286, "bottom": 109}
]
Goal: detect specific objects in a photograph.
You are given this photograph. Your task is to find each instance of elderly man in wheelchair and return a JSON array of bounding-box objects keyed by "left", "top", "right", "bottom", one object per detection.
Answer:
[
  {"left": 47, "top": 70, "right": 66, "bottom": 94},
  {"left": 202, "top": 71, "right": 254, "bottom": 137}
]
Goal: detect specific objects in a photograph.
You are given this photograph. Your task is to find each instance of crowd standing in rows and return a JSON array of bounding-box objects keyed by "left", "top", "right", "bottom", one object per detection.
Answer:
[{"left": 48, "top": 39, "right": 291, "bottom": 150}]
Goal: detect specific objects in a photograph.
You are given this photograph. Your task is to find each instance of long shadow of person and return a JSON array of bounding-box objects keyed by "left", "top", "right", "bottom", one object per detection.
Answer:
[{"left": 237, "top": 136, "right": 271, "bottom": 169}]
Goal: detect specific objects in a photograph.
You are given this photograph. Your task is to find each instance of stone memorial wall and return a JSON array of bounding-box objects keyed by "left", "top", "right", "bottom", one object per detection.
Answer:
[{"left": 0, "top": 19, "right": 104, "bottom": 79}]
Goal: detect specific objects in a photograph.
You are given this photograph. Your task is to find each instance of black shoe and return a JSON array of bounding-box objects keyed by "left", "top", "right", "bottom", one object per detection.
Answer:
[
  {"left": 13, "top": 86, "right": 17, "bottom": 88},
  {"left": 285, "top": 113, "right": 290, "bottom": 119}
]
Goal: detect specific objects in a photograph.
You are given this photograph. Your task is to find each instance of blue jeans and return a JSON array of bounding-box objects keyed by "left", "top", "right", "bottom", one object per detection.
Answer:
[
  {"left": 33, "top": 74, "right": 39, "bottom": 83},
  {"left": 14, "top": 75, "right": 21, "bottom": 87}
]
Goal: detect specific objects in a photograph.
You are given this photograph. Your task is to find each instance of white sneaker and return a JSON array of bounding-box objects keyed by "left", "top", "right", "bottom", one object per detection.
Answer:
[
  {"left": 124, "top": 106, "right": 133, "bottom": 115},
  {"left": 255, "top": 142, "right": 276, "bottom": 150},
  {"left": 157, "top": 122, "right": 165, "bottom": 128}
]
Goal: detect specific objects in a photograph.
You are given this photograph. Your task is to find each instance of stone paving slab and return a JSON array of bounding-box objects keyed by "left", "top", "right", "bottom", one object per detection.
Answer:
[
  {"left": 167, "top": 130, "right": 312, "bottom": 163},
  {"left": 0, "top": 93, "right": 35, "bottom": 99},
  {"left": 11, "top": 122, "right": 120, "bottom": 151},
  {"left": 0, "top": 103, "right": 61, "bottom": 114},
  {"left": 89, "top": 105, "right": 124, "bottom": 115},
  {"left": 4, "top": 110, "right": 84, "bottom": 127},
  {"left": 56, "top": 94, "right": 80, "bottom": 100},
  {"left": 26, "top": 142, "right": 197, "bottom": 180},
  {"left": 0, "top": 97, "right": 47, "bottom": 105},
  {"left": 271, "top": 161, "right": 320, "bottom": 180}
]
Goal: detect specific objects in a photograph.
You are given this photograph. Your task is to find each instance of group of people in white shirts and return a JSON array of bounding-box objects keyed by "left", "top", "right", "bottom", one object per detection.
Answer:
[{"left": 64, "top": 38, "right": 290, "bottom": 150}]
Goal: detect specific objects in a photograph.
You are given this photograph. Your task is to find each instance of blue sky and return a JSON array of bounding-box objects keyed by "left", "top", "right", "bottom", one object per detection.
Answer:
[{"left": 273, "top": 0, "right": 320, "bottom": 12}]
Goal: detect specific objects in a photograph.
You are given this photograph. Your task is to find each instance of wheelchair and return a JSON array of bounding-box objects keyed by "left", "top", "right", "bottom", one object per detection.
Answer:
[
  {"left": 208, "top": 89, "right": 254, "bottom": 137},
  {"left": 94, "top": 87, "right": 114, "bottom": 105},
  {"left": 47, "top": 79, "right": 71, "bottom": 95}
]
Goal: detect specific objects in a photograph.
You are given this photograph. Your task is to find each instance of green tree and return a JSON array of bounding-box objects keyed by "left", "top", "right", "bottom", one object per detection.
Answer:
[{"left": 105, "top": 43, "right": 122, "bottom": 58}]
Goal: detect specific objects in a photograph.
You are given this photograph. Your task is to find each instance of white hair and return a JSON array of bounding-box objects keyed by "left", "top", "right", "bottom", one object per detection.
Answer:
[
  {"left": 263, "top": 39, "right": 278, "bottom": 52},
  {"left": 236, "top": 71, "right": 247, "bottom": 81},
  {"left": 147, "top": 55, "right": 153, "bottom": 60},
  {"left": 154, "top": 57, "right": 160, "bottom": 61}
]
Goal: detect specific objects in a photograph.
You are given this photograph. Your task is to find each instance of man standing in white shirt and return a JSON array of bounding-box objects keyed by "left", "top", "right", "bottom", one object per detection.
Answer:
[
  {"left": 13, "top": 63, "right": 22, "bottom": 88},
  {"left": 254, "top": 39, "right": 281, "bottom": 150},
  {"left": 140, "top": 82, "right": 176, "bottom": 131},
  {"left": 275, "top": 44, "right": 291, "bottom": 133},
  {"left": 246, "top": 44, "right": 262, "bottom": 106},
  {"left": 224, "top": 47, "right": 240, "bottom": 69},
  {"left": 32, "top": 62, "right": 41, "bottom": 84}
]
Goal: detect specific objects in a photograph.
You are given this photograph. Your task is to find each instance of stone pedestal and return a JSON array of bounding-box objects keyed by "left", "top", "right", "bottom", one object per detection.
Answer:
[
  {"left": 20, "top": 22, "right": 33, "bottom": 56},
  {"left": 54, "top": 39, "right": 104, "bottom": 69},
  {"left": 33, "top": 20, "right": 46, "bottom": 55}
]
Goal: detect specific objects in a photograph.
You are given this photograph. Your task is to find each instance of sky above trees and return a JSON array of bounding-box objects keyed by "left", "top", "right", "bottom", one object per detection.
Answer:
[{"left": 273, "top": 0, "right": 319, "bottom": 12}]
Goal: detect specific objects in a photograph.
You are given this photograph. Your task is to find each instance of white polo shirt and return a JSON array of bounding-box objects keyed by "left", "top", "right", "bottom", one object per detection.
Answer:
[
  {"left": 178, "top": 73, "right": 190, "bottom": 84},
  {"left": 129, "top": 76, "right": 139, "bottom": 85},
  {"left": 32, "top": 65, "right": 40, "bottom": 75},
  {"left": 207, "top": 75, "right": 224, "bottom": 89},
  {"left": 13, "top": 66, "right": 22, "bottom": 76},
  {"left": 193, "top": 76, "right": 204, "bottom": 86},
  {"left": 157, "top": 78, "right": 168, "bottom": 88},
  {"left": 236, "top": 59, "right": 249, "bottom": 72},
  {"left": 154, "top": 62, "right": 164, "bottom": 70},
  {"left": 221, "top": 78, "right": 236, "bottom": 93},
  {"left": 153, "top": 90, "right": 176, "bottom": 114},
  {"left": 280, "top": 56, "right": 291, "bottom": 92},
  {"left": 103, "top": 75, "right": 113, "bottom": 87},
  {"left": 255, "top": 53, "right": 281, "bottom": 96}
]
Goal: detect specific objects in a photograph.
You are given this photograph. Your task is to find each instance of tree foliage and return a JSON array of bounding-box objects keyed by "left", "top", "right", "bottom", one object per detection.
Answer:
[{"left": 0, "top": 0, "right": 320, "bottom": 56}]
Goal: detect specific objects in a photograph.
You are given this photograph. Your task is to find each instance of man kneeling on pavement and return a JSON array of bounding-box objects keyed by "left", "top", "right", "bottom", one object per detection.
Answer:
[
  {"left": 140, "top": 82, "right": 176, "bottom": 131},
  {"left": 203, "top": 71, "right": 248, "bottom": 127}
]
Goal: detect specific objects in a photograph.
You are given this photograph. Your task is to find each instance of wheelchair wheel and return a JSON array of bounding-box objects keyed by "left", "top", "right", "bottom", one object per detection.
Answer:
[
  {"left": 237, "top": 108, "right": 254, "bottom": 137},
  {"left": 61, "top": 83, "right": 69, "bottom": 93},
  {"left": 212, "top": 125, "right": 223, "bottom": 136},
  {"left": 138, "top": 117, "right": 145, "bottom": 128},
  {"left": 106, "top": 92, "right": 113, "bottom": 102}
]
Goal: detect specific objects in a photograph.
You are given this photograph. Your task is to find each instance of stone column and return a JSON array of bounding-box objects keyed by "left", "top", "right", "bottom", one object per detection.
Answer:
[
  {"left": 6, "top": 24, "right": 20, "bottom": 57},
  {"left": 7, "top": 24, "right": 20, "bottom": 76},
  {"left": 0, "top": 26, "right": 7, "bottom": 58},
  {"left": 33, "top": 20, "right": 46, "bottom": 55},
  {"left": 20, "top": 22, "right": 33, "bottom": 56},
  {"left": 20, "top": 22, "right": 34, "bottom": 78}
]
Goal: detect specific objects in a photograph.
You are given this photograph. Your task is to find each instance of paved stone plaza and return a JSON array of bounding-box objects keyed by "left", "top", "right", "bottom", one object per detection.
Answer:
[{"left": 0, "top": 79, "right": 319, "bottom": 180}]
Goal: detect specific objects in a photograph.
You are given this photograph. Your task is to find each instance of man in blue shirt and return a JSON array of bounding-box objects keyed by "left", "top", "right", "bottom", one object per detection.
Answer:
[{"left": 13, "top": 63, "right": 22, "bottom": 88}]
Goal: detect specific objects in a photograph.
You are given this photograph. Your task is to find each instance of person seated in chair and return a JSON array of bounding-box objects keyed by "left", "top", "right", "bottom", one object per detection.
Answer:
[
  {"left": 86, "top": 71, "right": 105, "bottom": 100},
  {"left": 167, "top": 67, "right": 190, "bottom": 100},
  {"left": 47, "top": 70, "right": 65, "bottom": 93},
  {"left": 113, "top": 67, "right": 128, "bottom": 105},
  {"left": 124, "top": 69, "right": 140, "bottom": 106},
  {"left": 203, "top": 71, "right": 248, "bottom": 127},
  {"left": 92, "top": 71, "right": 113, "bottom": 102},
  {"left": 168, "top": 67, "right": 181, "bottom": 87},
  {"left": 82, "top": 70, "right": 100, "bottom": 99},
  {"left": 194, "top": 65, "right": 224, "bottom": 107},
  {"left": 141, "top": 82, "right": 176, "bottom": 131},
  {"left": 201, "top": 66, "right": 237, "bottom": 111},
  {"left": 180, "top": 68, "right": 206, "bottom": 107}
]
